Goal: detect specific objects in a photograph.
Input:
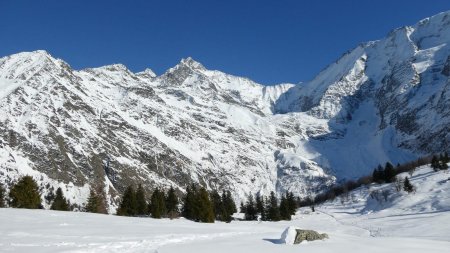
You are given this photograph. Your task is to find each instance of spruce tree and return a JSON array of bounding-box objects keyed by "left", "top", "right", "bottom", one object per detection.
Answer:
[
  {"left": 9, "top": 176, "right": 41, "bottom": 209},
  {"left": 222, "top": 190, "right": 236, "bottom": 222},
  {"left": 286, "top": 191, "right": 297, "bottom": 215},
  {"left": 267, "top": 191, "right": 281, "bottom": 221},
  {"left": 182, "top": 184, "right": 197, "bottom": 220},
  {"left": 431, "top": 155, "right": 440, "bottom": 171},
  {"left": 196, "top": 187, "right": 215, "bottom": 223},
  {"left": 150, "top": 188, "right": 166, "bottom": 218},
  {"left": 255, "top": 194, "right": 265, "bottom": 220},
  {"left": 384, "top": 162, "right": 396, "bottom": 183},
  {"left": 166, "top": 186, "right": 179, "bottom": 218},
  {"left": 211, "top": 190, "right": 223, "bottom": 221},
  {"left": 50, "top": 187, "right": 70, "bottom": 211},
  {"left": 135, "top": 184, "right": 147, "bottom": 216},
  {"left": 403, "top": 177, "right": 414, "bottom": 193},
  {"left": 279, "top": 194, "right": 291, "bottom": 220},
  {"left": 85, "top": 188, "right": 99, "bottom": 213},
  {"left": 117, "top": 185, "right": 137, "bottom": 216},
  {"left": 244, "top": 194, "right": 257, "bottom": 220},
  {"left": 0, "top": 183, "right": 5, "bottom": 208}
]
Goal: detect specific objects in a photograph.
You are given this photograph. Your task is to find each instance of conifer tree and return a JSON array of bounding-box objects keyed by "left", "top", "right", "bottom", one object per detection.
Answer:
[
  {"left": 117, "top": 185, "right": 137, "bottom": 216},
  {"left": 255, "top": 194, "right": 265, "bottom": 220},
  {"left": 440, "top": 152, "right": 449, "bottom": 170},
  {"left": 267, "top": 191, "right": 281, "bottom": 221},
  {"left": 211, "top": 190, "right": 223, "bottom": 220},
  {"left": 135, "top": 184, "right": 147, "bottom": 216},
  {"left": 196, "top": 187, "right": 214, "bottom": 223},
  {"left": 372, "top": 165, "right": 385, "bottom": 183},
  {"left": 150, "top": 188, "right": 166, "bottom": 218},
  {"left": 9, "top": 176, "right": 41, "bottom": 209},
  {"left": 0, "top": 183, "right": 5, "bottom": 208},
  {"left": 403, "top": 177, "right": 414, "bottom": 193},
  {"left": 286, "top": 191, "right": 297, "bottom": 215},
  {"left": 384, "top": 162, "right": 396, "bottom": 183},
  {"left": 279, "top": 194, "right": 291, "bottom": 220},
  {"left": 244, "top": 194, "right": 257, "bottom": 220},
  {"left": 431, "top": 155, "right": 440, "bottom": 171},
  {"left": 166, "top": 186, "right": 179, "bottom": 218},
  {"left": 85, "top": 188, "right": 99, "bottom": 213},
  {"left": 222, "top": 190, "right": 236, "bottom": 222},
  {"left": 50, "top": 187, "right": 70, "bottom": 211},
  {"left": 182, "top": 184, "right": 197, "bottom": 220}
]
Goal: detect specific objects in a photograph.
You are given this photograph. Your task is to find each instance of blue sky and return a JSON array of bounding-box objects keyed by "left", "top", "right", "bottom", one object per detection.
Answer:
[{"left": 1, "top": 0, "right": 449, "bottom": 85}]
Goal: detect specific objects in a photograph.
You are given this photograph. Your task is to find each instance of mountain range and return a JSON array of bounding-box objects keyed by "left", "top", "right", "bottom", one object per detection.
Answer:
[{"left": 1, "top": 11, "right": 449, "bottom": 211}]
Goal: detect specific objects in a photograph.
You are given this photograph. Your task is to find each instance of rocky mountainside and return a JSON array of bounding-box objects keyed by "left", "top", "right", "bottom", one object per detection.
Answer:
[{"left": 1, "top": 11, "right": 450, "bottom": 211}]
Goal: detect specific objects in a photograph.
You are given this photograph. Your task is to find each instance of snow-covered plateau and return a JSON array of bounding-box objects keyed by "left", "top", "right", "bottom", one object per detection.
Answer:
[
  {"left": 1, "top": 165, "right": 449, "bottom": 252},
  {"left": 1, "top": 10, "right": 450, "bottom": 209}
]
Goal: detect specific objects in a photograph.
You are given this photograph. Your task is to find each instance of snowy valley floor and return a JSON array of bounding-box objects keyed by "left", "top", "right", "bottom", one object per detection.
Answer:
[{"left": 1, "top": 166, "right": 450, "bottom": 252}]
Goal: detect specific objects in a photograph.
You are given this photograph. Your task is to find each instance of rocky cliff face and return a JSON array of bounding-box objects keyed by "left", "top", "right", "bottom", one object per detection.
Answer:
[{"left": 0, "top": 11, "right": 449, "bottom": 211}]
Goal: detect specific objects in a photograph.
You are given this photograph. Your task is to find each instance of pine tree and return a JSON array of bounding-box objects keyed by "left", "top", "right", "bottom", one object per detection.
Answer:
[
  {"left": 431, "top": 155, "right": 440, "bottom": 171},
  {"left": 384, "top": 162, "right": 396, "bottom": 183},
  {"left": 279, "top": 194, "right": 291, "bottom": 220},
  {"left": 150, "top": 188, "right": 166, "bottom": 218},
  {"left": 372, "top": 165, "right": 385, "bottom": 183},
  {"left": 211, "top": 190, "right": 223, "bottom": 221},
  {"left": 135, "top": 184, "right": 147, "bottom": 216},
  {"left": 255, "top": 194, "right": 265, "bottom": 220},
  {"left": 286, "top": 191, "right": 297, "bottom": 215},
  {"left": 0, "top": 183, "right": 5, "bottom": 208},
  {"left": 50, "top": 187, "right": 70, "bottom": 211},
  {"left": 117, "top": 185, "right": 137, "bottom": 216},
  {"left": 166, "top": 186, "right": 179, "bottom": 218},
  {"left": 244, "top": 194, "right": 257, "bottom": 220},
  {"left": 222, "top": 190, "right": 236, "bottom": 222},
  {"left": 267, "top": 191, "right": 281, "bottom": 221},
  {"left": 182, "top": 184, "right": 197, "bottom": 220},
  {"left": 9, "top": 176, "right": 41, "bottom": 209},
  {"left": 196, "top": 187, "right": 214, "bottom": 223},
  {"left": 439, "top": 152, "right": 449, "bottom": 170},
  {"left": 85, "top": 188, "right": 99, "bottom": 213},
  {"left": 403, "top": 177, "right": 414, "bottom": 193}
]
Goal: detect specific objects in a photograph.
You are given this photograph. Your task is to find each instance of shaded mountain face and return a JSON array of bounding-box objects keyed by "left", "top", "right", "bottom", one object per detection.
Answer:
[{"left": 1, "top": 11, "right": 450, "bottom": 210}]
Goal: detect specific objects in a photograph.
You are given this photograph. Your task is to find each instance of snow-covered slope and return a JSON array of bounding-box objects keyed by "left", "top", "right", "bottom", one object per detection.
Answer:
[
  {"left": 1, "top": 165, "right": 449, "bottom": 252},
  {"left": 1, "top": 11, "right": 450, "bottom": 209}
]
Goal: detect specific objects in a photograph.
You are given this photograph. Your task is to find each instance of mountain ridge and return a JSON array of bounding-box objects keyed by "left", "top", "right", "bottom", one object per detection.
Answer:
[{"left": 1, "top": 10, "right": 450, "bottom": 211}]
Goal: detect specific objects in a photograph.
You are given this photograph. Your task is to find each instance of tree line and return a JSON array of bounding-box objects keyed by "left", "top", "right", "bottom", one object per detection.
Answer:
[
  {"left": 0, "top": 175, "right": 107, "bottom": 213},
  {"left": 240, "top": 191, "right": 297, "bottom": 221},
  {"left": 116, "top": 183, "right": 237, "bottom": 223}
]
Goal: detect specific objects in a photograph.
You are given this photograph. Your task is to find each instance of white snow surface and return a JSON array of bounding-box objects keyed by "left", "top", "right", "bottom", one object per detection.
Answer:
[{"left": 1, "top": 165, "right": 449, "bottom": 252}]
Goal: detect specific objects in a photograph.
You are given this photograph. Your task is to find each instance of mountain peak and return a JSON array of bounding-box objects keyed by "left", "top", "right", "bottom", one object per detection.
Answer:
[
  {"left": 180, "top": 57, "right": 205, "bottom": 70},
  {"left": 137, "top": 68, "right": 157, "bottom": 78}
]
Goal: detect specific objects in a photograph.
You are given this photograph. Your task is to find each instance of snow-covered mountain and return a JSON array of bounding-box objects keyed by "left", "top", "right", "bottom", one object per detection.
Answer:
[{"left": 1, "top": 11, "right": 450, "bottom": 210}]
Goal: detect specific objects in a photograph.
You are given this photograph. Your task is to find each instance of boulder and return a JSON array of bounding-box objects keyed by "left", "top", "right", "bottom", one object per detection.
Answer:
[
  {"left": 294, "top": 229, "right": 328, "bottom": 244},
  {"left": 280, "top": 226, "right": 328, "bottom": 245}
]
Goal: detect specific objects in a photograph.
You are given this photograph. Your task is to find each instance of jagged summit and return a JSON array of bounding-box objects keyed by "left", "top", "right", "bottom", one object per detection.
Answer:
[
  {"left": 137, "top": 68, "right": 157, "bottom": 78},
  {"left": 179, "top": 57, "right": 206, "bottom": 70}
]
